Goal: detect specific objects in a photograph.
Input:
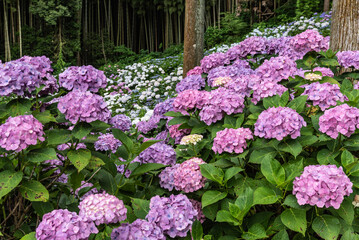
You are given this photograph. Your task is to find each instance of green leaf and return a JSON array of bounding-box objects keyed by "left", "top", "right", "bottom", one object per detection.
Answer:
[
  {"left": 19, "top": 180, "right": 49, "bottom": 202},
  {"left": 278, "top": 139, "right": 302, "bottom": 158},
  {"left": 261, "top": 158, "right": 285, "bottom": 186},
  {"left": 317, "top": 149, "right": 339, "bottom": 165},
  {"left": 20, "top": 232, "right": 36, "bottom": 240},
  {"left": 312, "top": 215, "right": 340, "bottom": 240},
  {"left": 216, "top": 210, "right": 239, "bottom": 225},
  {"left": 272, "top": 230, "right": 289, "bottom": 240},
  {"left": 283, "top": 195, "right": 306, "bottom": 209},
  {"left": 167, "top": 116, "right": 189, "bottom": 126},
  {"left": 280, "top": 91, "right": 290, "bottom": 107},
  {"left": 90, "top": 120, "right": 111, "bottom": 132},
  {"left": 192, "top": 221, "right": 204, "bottom": 240},
  {"left": 280, "top": 208, "right": 307, "bottom": 236},
  {"left": 202, "top": 203, "right": 218, "bottom": 221},
  {"left": 283, "top": 159, "right": 303, "bottom": 183},
  {"left": 341, "top": 150, "right": 358, "bottom": 174},
  {"left": 297, "top": 135, "right": 318, "bottom": 146},
  {"left": 6, "top": 99, "right": 32, "bottom": 116},
  {"left": 249, "top": 148, "right": 277, "bottom": 164},
  {"left": 236, "top": 114, "right": 245, "bottom": 128},
  {"left": 87, "top": 156, "right": 105, "bottom": 170},
  {"left": 242, "top": 223, "right": 267, "bottom": 240},
  {"left": 163, "top": 111, "right": 184, "bottom": 117},
  {"left": 336, "top": 198, "right": 354, "bottom": 225},
  {"left": 319, "top": 58, "right": 339, "bottom": 67},
  {"left": 253, "top": 186, "right": 281, "bottom": 205},
  {"left": 112, "top": 128, "right": 133, "bottom": 153},
  {"left": 224, "top": 167, "right": 243, "bottom": 183},
  {"left": 0, "top": 171, "right": 23, "bottom": 199},
  {"left": 130, "top": 163, "right": 165, "bottom": 177},
  {"left": 263, "top": 95, "right": 280, "bottom": 109},
  {"left": 33, "top": 110, "right": 57, "bottom": 124},
  {"left": 321, "top": 76, "right": 340, "bottom": 86},
  {"left": 202, "top": 190, "right": 227, "bottom": 208},
  {"left": 138, "top": 140, "right": 162, "bottom": 154},
  {"left": 27, "top": 148, "right": 57, "bottom": 163},
  {"left": 46, "top": 129, "right": 72, "bottom": 145},
  {"left": 131, "top": 198, "right": 150, "bottom": 219},
  {"left": 98, "top": 169, "right": 117, "bottom": 194},
  {"left": 342, "top": 230, "right": 359, "bottom": 240},
  {"left": 67, "top": 149, "right": 91, "bottom": 172},
  {"left": 224, "top": 115, "right": 236, "bottom": 128},
  {"left": 72, "top": 122, "right": 92, "bottom": 140},
  {"left": 234, "top": 187, "right": 254, "bottom": 220},
  {"left": 287, "top": 95, "right": 308, "bottom": 113},
  {"left": 32, "top": 201, "right": 54, "bottom": 217},
  {"left": 200, "top": 164, "right": 224, "bottom": 185}
]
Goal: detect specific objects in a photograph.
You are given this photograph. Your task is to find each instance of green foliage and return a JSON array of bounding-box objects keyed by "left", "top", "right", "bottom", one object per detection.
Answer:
[{"left": 296, "top": 0, "right": 322, "bottom": 18}]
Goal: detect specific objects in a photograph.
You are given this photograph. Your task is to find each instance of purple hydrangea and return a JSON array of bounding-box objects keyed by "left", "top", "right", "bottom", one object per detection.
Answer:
[
  {"left": 153, "top": 98, "right": 174, "bottom": 118},
  {"left": 301, "top": 82, "right": 347, "bottom": 111},
  {"left": 255, "top": 56, "right": 298, "bottom": 83},
  {"left": 186, "top": 66, "right": 203, "bottom": 76},
  {"left": 58, "top": 90, "right": 111, "bottom": 124},
  {"left": 200, "top": 52, "right": 230, "bottom": 73},
  {"left": 43, "top": 158, "right": 68, "bottom": 184},
  {"left": 173, "top": 158, "right": 206, "bottom": 193},
  {"left": 111, "top": 219, "right": 165, "bottom": 240},
  {"left": 136, "top": 115, "right": 160, "bottom": 134},
  {"left": 176, "top": 74, "right": 206, "bottom": 93},
  {"left": 212, "top": 128, "right": 253, "bottom": 154},
  {"left": 336, "top": 51, "right": 359, "bottom": 69},
  {"left": 189, "top": 199, "right": 206, "bottom": 223},
  {"left": 225, "top": 75, "right": 251, "bottom": 97},
  {"left": 74, "top": 181, "right": 99, "bottom": 200},
  {"left": 36, "top": 209, "right": 98, "bottom": 240},
  {"left": 319, "top": 104, "right": 359, "bottom": 139},
  {"left": 254, "top": 107, "right": 307, "bottom": 141},
  {"left": 146, "top": 194, "right": 198, "bottom": 238},
  {"left": 59, "top": 65, "right": 107, "bottom": 92},
  {"left": 249, "top": 78, "right": 288, "bottom": 105},
  {"left": 135, "top": 142, "right": 176, "bottom": 165},
  {"left": 168, "top": 123, "right": 191, "bottom": 144},
  {"left": 173, "top": 90, "right": 209, "bottom": 115},
  {"left": 293, "top": 165, "right": 353, "bottom": 209},
  {"left": 0, "top": 115, "right": 45, "bottom": 152},
  {"left": 94, "top": 133, "right": 122, "bottom": 153},
  {"left": 78, "top": 193, "right": 127, "bottom": 225},
  {"left": 116, "top": 157, "right": 132, "bottom": 178},
  {"left": 159, "top": 164, "right": 180, "bottom": 191},
  {"left": 110, "top": 114, "right": 132, "bottom": 132},
  {"left": 312, "top": 67, "right": 334, "bottom": 77},
  {"left": 226, "top": 36, "right": 268, "bottom": 60}
]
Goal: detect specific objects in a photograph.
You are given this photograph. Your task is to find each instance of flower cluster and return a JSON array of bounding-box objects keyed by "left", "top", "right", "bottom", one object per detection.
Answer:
[
  {"left": 200, "top": 52, "right": 230, "bottom": 73},
  {"left": 173, "top": 158, "right": 206, "bottom": 193},
  {"left": 189, "top": 199, "right": 206, "bottom": 223},
  {"left": 255, "top": 56, "right": 298, "bottom": 83},
  {"left": 109, "top": 114, "right": 132, "bottom": 131},
  {"left": 336, "top": 51, "right": 359, "bottom": 69},
  {"left": 226, "top": 36, "right": 267, "bottom": 60},
  {"left": 180, "top": 134, "right": 203, "bottom": 145},
  {"left": 173, "top": 90, "right": 209, "bottom": 114},
  {"left": 0, "top": 115, "right": 45, "bottom": 152},
  {"left": 94, "top": 133, "right": 122, "bottom": 153},
  {"left": 176, "top": 74, "right": 205, "bottom": 93},
  {"left": 159, "top": 164, "right": 180, "bottom": 191},
  {"left": 116, "top": 158, "right": 132, "bottom": 178},
  {"left": 319, "top": 104, "right": 359, "bottom": 139},
  {"left": 58, "top": 90, "right": 111, "bottom": 124},
  {"left": 135, "top": 142, "right": 176, "bottom": 165},
  {"left": 111, "top": 219, "right": 165, "bottom": 240},
  {"left": 36, "top": 209, "right": 98, "bottom": 240},
  {"left": 213, "top": 128, "right": 253, "bottom": 154},
  {"left": 59, "top": 65, "right": 107, "bottom": 92},
  {"left": 186, "top": 66, "right": 203, "bottom": 76},
  {"left": 301, "top": 82, "right": 347, "bottom": 110},
  {"left": 293, "top": 165, "right": 353, "bottom": 209},
  {"left": 213, "top": 76, "right": 233, "bottom": 87},
  {"left": 74, "top": 181, "right": 99, "bottom": 200},
  {"left": 146, "top": 194, "right": 198, "bottom": 238},
  {"left": 78, "top": 193, "right": 127, "bottom": 225},
  {"left": 250, "top": 78, "right": 288, "bottom": 105},
  {"left": 312, "top": 67, "right": 334, "bottom": 77},
  {"left": 254, "top": 107, "right": 306, "bottom": 140},
  {"left": 305, "top": 73, "right": 322, "bottom": 81},
  {"left": 168, "top": 123, "right": 191, "bottom": 144}
]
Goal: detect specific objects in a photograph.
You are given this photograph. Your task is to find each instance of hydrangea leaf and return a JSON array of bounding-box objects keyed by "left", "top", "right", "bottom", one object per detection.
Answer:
[
  {"left": 335, "top": 198, "right": 354, "bottom": 225},
  {"left": 27, "top": 148, "right": 57, "bottom": 163},
  {"left": 46, "top": 129, "right": 72, "bottom": 146},
  {"left": 271, "top": 230, "right": 289, "bottom": 240},
  {"left": 72, "top": 122, "right": 92, "bottom": 140},
  {"left": 20, "top": 232, "right": 36, "bottom": 240},
  {"left": 280, "top": 208, "right": 307, "bottom": 236},
  {"left": 112, "top": 128, "right": 133, "bottom": 153},
  {"left": 312, "top": 215, "right": 340, "bottom": 240},
  {"left": 131, "top": 198, "right": 150, "bottom": 219},
  {"left": 287, "top": 95, "right": 308, "bottom": 113},
  {"left": 130, "top": 163, "right": 165, "bottom": 177},
  {"left": 253, "top": 186, "right": 281, "bottom": 205},
  {"left": 67, "top": 149, "right": 91, "bottom": 172},
  {"left": 215, "top": 210, "right": 239, "bottom": 225},
  {"left": 6, "top": 99, "right": 32, "bottom": 117},
  {"left": 200, "top": 164, "right": 224, "bottom": 185},
  {"left": 261, "top": 158, "right": 285, "bottom": 186},
  {"left": 202, "top": 190, "right": 227, "bottom": 208},
  {"left": 191, "top": 220, "right": 203, "bottom": 240},
  {"left": 98, "top": 169, "right": 117, "bottom": 194},
  {"left": 0, "top": 170, "right": 23, "bottom": 199},
  {"left": 278, "top": 139, "right": 302, "bottom": 158},
  {"left": 241, "top": 223, "right": 267, "bottom": 240},
  {"left": 249, "top": 148, "right": 277, "bottom": 164},
  {"left": 19, "top": 180, "right": 49, "bottom": 202},
  {"left": 33, "top": 110, "right": 57, "bottom": 124}
]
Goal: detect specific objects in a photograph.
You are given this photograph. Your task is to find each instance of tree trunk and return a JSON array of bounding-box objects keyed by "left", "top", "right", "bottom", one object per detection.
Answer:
[
  {"left": 323, "top": 0, "right": 330, "bottom": 12},
  {"left": 17, "top": 0, "right": 22, "bottom": 57},
  {"left": 76, "top": 3, "right": 82, "bottom": 65},
  {"left": 3, "top": 0, "right": 11, "bottom": 61},
  {"left": 330, "top": 0, "right": 359, "bottom": 51},
  {"left": 195, "top": 0, "right": 205, "bottom": 65}
]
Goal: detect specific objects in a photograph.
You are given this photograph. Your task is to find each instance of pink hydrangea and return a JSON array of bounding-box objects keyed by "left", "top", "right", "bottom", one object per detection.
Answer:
[
  {"left": 57, "top": 90, "right": 111, "bottom": 124},
  {"left": 0, "top": 115, "right": 45, "bottom": 152},
  {"left": 319, "top": 104, "right": 359, "bottom": 139},
  {"left": 212, "top": 128, "right": 253, "bottom": 154},
  {"left": 173, "top": 158, "right": 206, "bottom": 193},
  {"left": 293, "top": 165, "right": 353, "bottom": 209},
  {"left": 250, "top": 79, "right": 288, "bottom": 105},
  {"left": 159, "top": 164, "right": 180, "bottom": 191},
  {"left": 168, "top": 123, "right": 191, "bottom": 144},
  {"left": 226, "top": 36, "right": 268, "bottom": 60},
  {"left": 255, "top": 56, "right": 298, "bottom": 83},
  {"left": 312, "top": 67, "right": 334, "bottom": 77},
  {"left": 336, "top": 51, "right": 359, "bottom": 69},
  {"left": 186, "top": 66, "right": 203, "bottom": 76},
  {"left": 94, "top": 133, "right": 122, "bottom": 153},
  {"left": 254, "top": 107, "right": 307, "bottom": 141},
  {"left": 111, "top": 219, "right": 165, "bottom": 240},
  {"left": 200, "top": 52, "right": 230, "bottom": 73},
  {"left": 189, "top": 199, "right": 206, "bottom": 223},
  {"left": 301, "top": 82, "right": 347, "bottom": 111},
  {"left": 173, "top": 90, "right": 209, "bottom": 115},
  {"left": 78, "top": 193, "right": 127, "bottom": 225},
  {"left": 74, "top": 181, "right": 99, "bottom": 200}
]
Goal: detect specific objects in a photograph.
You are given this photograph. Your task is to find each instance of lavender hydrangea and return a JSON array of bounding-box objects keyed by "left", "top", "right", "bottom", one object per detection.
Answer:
[
  {"left": 336, "top": 51, "right": 359, "bottom": 69},
  {"left": 153, "top": 98, "right": 174, "bottom": 118},
  {"left": 79, "top": 193, "right": 127, "bottom": 225},
  {"left": 0, "top": 115, "right": 45, "bottom": 152},
  {"left": 111, "top": 219, "right": 165, "bottom": 240},
  {"left": 319, "top": 104, "right": 359, "bottom": 139},
  {"left": 250, "top": 78, "right": 288, "bottom": 105},
  {"left": 136, "top": 115, "right": 160, "bottom": 134},
  {"left": 200, "top": 52, "right": 230, "bottom": 73},
  {"left": 301, "top": 82, "right": 347, "bottom": 111},
  {"left": 36, "top": 209, "right": 98, "bottom": 240},
  {"left": 173, "top": 90, "right": 209, "bottom": 115},
  {"left": 94, "top": 133, "right": 122, "bottom": 153},
  {"left": 189, "top": 199, "right": 206, "bottom": 223},
  {"left": 146, "top": 194, "right": 198, "bottom": 238},
  {"left": 186, "top": 66, "right": 203, "bottom": 76},
  {"left": 255, "top": 56, "right": 298, "bottom": 83},
  {"left": 159, "top": 164, "right": 180, "bottom": 191},
  {"left": 168, "top": 123, "right": 191, "bottom": 144},
  {"left": 312, "top": 67, "right": 334, "bottom": 77},
  {"left": 226, "top": 36, "right": 268, "bottom": 60},
  {"left": 173, "top": 158, "right": 206, "bottom": 193},
  {"left": 176, "top": 74, "right": 205, "bottom": 93},
  {"left": 59, "top": 65, "right": 107, "bottom": 92},
  {"left": 213, "top": 128, "right": 253, "bottom": 154},
  {"left": 293, "top": 165, "right": 353, "bottom": 209},
  {"left": 135, "top": 142, "right": 176, "bottom": 165},
  {"left": 254, "top": 107, "right": 307, "bottom": 141},
  {"left": 58, "top": 90, "right": 111, "bottom": 124},
  {"left": 116, "top": 157, "right": 132, "bottom": 178},
  {"left": 110, "top": 114, "right": 132, "bottom": 131}
]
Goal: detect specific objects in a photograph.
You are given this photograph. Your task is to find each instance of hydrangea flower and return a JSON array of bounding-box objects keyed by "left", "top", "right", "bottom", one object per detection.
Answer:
[
  {"left": 255, "top": 56, "right": 298, "bottom": 83},
  {"left": 116, "top": 157, "right": 132, "bottom": 178},
  {"left": 254, "top": 107, "right": 307, "bottom": 141},
  {"left": 153, "top": 98, "right": 174, "bottom": 118},
  {"left": 249, "top": 79, "right": 288, "bottom": 105},
  {"left": 110, "top": 114, "right": 132, "bottom": 131},
  {"left": 43, "top": 158, "right": 68, "bottom": 184},
  {"left": 168, "top": 123, "right": 191, "bottom": 144},
  {"left": 213, "top": 76, "right": 232, "bottom": 87},
  {"left": 136, "top": 116, "right": 160, "bottom": 134},
  {"left": 180, "top": 134, "right": 203, "bottom": 145},
  {"left": 301, "top": 82, "right": 347, "bottom": 111},
  {"left": 289, "top": 29, "right": 328, "bottom": 59},
  {"left": 59, "top": 65, "right": 107, "bottom": 92},
  {"left": 36, "top": 209, "right": 98, "bottom": 240},
  {"left": 58, "top": 90, "right": 111, "bottom": 124},
  {"left": 159, "top": 164, "right": 180, "bottom": 191},
  {"left": 312, "top": 67, "right": 334, "bottom": 77},
  {"left": 319, "top": 104, "right": 359, "bottom": 139},
  {"left": 111, "top": 219, "right": 165, "bottom": 240},
  {"left": 135, "top": 142, "right": 176, "bottom": 165},
  {"left": 189, "top": 199, "right": 206, "bottom": 223},
  {"left": 305, "top": 73, "right": 322, "bottom": 81},
  {"left": 213, "top": 128, "right": 253, "bottom": 154},
  {"left": 336, "top": 51, "right": 359, "bottom": 69},
  {"left": 226, "top": 36, "right": 268, "bottom": 60},
  {"left": 176, "top": 74, "right": 205, "bottom": 93},
  {"left": 186, "top": 66, "right": 203, "bottom": 76},
  {"left": 0, "top": 115, "right": 45, "bottom": 152},
  {"left": 146, "top": 194, "right": 198, "bottom": 238},
  {"left": 79, "top": 193, "right": 127, "bottom": 225},
  {"left": 200, "top": 52, "right": 230, "bottom": 73},
  {"left": 173, "top": 90, "right": 209, "bottom": 114},
  {"left": 94, "top": 133, "right": 122, "bottom": 153},
  {"left": 173, "top": 158, "right": 206, "bottom": 193},
  {"left": 293, "top": 165, "right": 353, "bottom": 209},
  {"left": 74, "top": 181, "right": 99, "bottom": 200}
]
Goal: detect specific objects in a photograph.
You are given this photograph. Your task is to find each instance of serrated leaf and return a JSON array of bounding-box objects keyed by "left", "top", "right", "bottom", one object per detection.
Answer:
[
  {"left": 0, "top": 171, "right": 23, "bottom": 199},
  {"left": 138, "top": 140, "right": 162, "bottom": 154},
  {"left": 20, "top": 232, "right": 36, "bottom": 240},
  {"left": 33, "top": 110, "right": 57, "bottom": 124},
  {"left": 280, "top": 208, "right": 307, "bottom": 236},
  {"left": 224, "top": 167, "right": 243, "bottom": 183},
  {"left": 216, "top": 210, "right": 239, "bottom": 225},
  {"left": 202, "top": 190, "right": 227, "bottom": 208},
  {"left": 261, "top": 158, "right": 285, "bottom": 186},
  {"left": 192, "top": 221, "right": 203, "bottom": 240},
  {"left": 253, "top": 186, "right": 280, "bottom": 205},
  {"left": 72, "top": 122, "right": 92, "bottom": 140},
  {"left": 312, "top": 215, "right": 340, "bottom": 240},
  {"left": 287, "top": 95, "right": 307, "bottom": 113},
  {"left": 278, "top": 139, "right": 302, "bottom": 158},
  {"left": 87, "top": 156, "right": 105, "bottom": 170},
  {"left": 19, "top": 180, "right": 49, "bottom": 202},
  {"left": 27, "top": 148, "right": 57, "bottom": 163},
  {"left": 46, "top": 129, "right": 72, "bottom": 145},
  {"left": 112, "top": 128, "right": 133, "bottom": 153},
  {"left": 272, "top": 230, "right": 289, "bottom": 240},
  {"left": 98, "top": 169, "right": 116, "bottom": 194},
  {"left": 130, "top": 163, "right": 165, "bottom": 177},
  {"left": 67, "top": 149, "right": 91, "bottom": 172},
  {"left": 200, "top": 164, "right": 224, "bottom": 185},
  {"left": 336, "top": 198, "right": 354, "bottom": 225},
  {"left": 164, "top": 111, "right": 184, "bottom": 117},
  {"left": 131, "top": 198, "right": 150, "bottom": 219},
  {"left": 242, "top": 223, "right": 267, "bottom": 240},
  {"left": 6, "top": 99, "right": 32, "bottom": 116},
  {"left": 249, "top": 148, "right": 277, "bottom": 164}
]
